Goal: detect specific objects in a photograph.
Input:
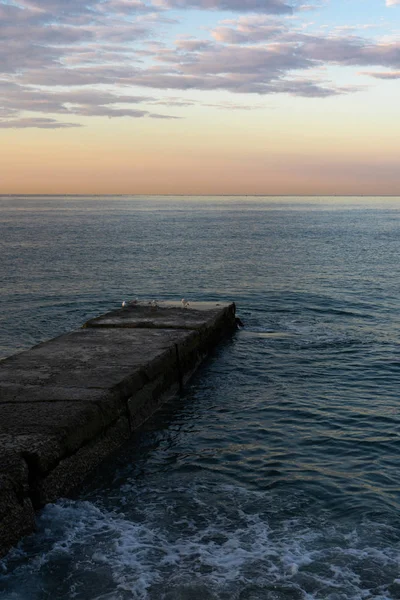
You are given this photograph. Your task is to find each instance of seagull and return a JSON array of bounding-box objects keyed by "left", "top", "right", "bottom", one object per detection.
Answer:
[
  {"left": 181, "top": 298, "right": 190, "bottom": 308},
  {"left": 122, "top": 301, "right": 127, "bottom": 307}
]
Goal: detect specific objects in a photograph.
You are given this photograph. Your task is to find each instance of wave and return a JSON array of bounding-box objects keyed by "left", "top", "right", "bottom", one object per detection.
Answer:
[{"left": 2, "top": 484, "right": 400, "bottom": 600}]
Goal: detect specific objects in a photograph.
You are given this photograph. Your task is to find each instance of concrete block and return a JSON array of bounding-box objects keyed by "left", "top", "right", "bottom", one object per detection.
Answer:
[
  {"left": 34, "top": 417, "right": 131, "bottom": 505},
  {"left": 0, "top": 452, "right": 35, "bottom": 558},
  {"left": 0, "top": 300, "right": 236, "bottom": 557},
  {"left": 84, "top": 301, "right": 234, "bottom": 331}
]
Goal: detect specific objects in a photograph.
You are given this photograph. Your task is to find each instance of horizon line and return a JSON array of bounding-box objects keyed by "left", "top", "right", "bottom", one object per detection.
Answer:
[{"left": 1, "top": 194, "right": 400, "bottom": 198}]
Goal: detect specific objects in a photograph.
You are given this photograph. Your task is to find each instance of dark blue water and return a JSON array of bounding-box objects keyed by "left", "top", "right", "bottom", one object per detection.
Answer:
[{"left": 1, "top": 196, "right": 400, "bottom": 599}]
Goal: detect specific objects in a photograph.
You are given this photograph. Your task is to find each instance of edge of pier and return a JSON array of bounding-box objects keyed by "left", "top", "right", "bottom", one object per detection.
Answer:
[{"left": 0, "top": 300, "right": 236, "bottom": 558}]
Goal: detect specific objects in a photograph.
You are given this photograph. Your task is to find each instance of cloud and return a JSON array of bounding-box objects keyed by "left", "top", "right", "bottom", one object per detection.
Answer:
[
  {"left": 72, "top": 105, "right": 149, "bottom": 117},
  {"left": 100, "top": 0, "right": 162, "bottom": 14},
  {"left": 15, "top": 0, "right": 101, "bottom": 16},
  {"left": 0, "top": 117, "right": 82, "bottom": 128},
  {"left": 0, "top": 0, "right": 398, "bottom": 128},
  {"left": 117, "top": 70, "right": 346, "bottom": 96},
  {"left": 360, "top": 70, "right": 400, "bottom": 78},
  {"left": 0, "top": 82, "right": 177, "bottom": 125},
  {"left": 175, "top": 39, "right": 215, "bottom": 51},
  {"left": 297, "top": 3, "right": 320, "bottom": 11},
  {"left": 212, "top": 16, "right": 285, "bottom": 43},
  {"left": 292, "top": 34, "right": 400, "bottom": 68},
  {"left": 147, "top": 112, "right": 181, "bottom": 118},
  {"left": 271, "top": 78, "right": 359, "bottom": 97},
  {"left": 160, "top": 42, "right": 312, "bottom": 74},
  {"left": 120, "top": 23, "right": 396, "bottom": 96},
  {"left": 208, "top": 17, "right": 400, "bottom": 70},
  {"left": 151, "top": 97, "right": 265, "bottom": 108},
  {"left": 386, "top": 0, "right": 400, "bottom": 6},
  {"left": 0, "top": 0, "right": 170, "bottom": 75},
  {"left": 155, "top": 0, "right": 293, "bottom": 13}
]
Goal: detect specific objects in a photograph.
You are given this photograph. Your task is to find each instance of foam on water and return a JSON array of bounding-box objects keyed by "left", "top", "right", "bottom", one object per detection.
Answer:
[{"left": 2, "top": 481, "right": 400, "bottom": 600}]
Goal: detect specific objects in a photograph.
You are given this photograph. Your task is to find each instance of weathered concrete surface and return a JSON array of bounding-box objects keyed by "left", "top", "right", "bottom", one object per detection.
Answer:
[
  {"left": 0, "top": 300, "right": 235, "bottom": 557},
  {"left": 0, "top": 451, "right": 35, "bottom": 556},
  {"left": 85, "top": 300, "right": 234, "bottom": 331}
]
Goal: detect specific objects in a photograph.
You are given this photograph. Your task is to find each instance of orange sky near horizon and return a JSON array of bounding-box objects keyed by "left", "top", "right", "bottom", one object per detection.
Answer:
[{"left": 2, "top": 91, "right": 399, "bottom": 196}]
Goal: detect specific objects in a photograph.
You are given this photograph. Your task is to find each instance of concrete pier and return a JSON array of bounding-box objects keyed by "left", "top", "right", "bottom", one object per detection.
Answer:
[{"left": 0, "top": 300, "right": 236, "bottom": 558}]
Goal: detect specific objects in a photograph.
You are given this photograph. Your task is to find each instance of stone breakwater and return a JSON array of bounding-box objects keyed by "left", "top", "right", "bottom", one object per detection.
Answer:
[{"left": 0, "top": 301, "right": 236, "bottom": 558}]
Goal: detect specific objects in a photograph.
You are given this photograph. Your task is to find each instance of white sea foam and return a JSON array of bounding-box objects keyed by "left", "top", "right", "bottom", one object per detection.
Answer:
[{"left": 2, "top": 483, "right": 400, "bottom": 600}]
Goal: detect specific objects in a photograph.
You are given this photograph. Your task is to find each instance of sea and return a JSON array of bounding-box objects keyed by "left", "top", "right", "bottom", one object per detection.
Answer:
[{"left": 1, "top": 195, "right": 400, "bottom": 600}]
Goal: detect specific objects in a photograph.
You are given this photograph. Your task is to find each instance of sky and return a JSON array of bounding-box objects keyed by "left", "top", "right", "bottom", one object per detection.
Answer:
[{"left": 0, "top": 0, "right": 399, "bottom": 195}]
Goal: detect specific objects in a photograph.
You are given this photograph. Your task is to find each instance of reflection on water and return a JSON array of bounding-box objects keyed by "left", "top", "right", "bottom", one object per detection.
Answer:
[{"left": 1, "top": 196, "right": 400, "bottom": 599}]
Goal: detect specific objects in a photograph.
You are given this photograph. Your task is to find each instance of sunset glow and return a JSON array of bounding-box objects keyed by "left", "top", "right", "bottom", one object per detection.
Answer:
[{"left": 1, "top": 0, "right": 399, "bottom": 195}]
